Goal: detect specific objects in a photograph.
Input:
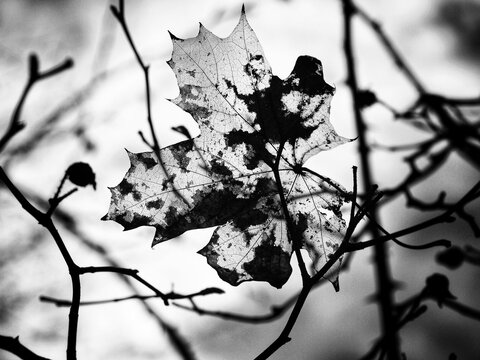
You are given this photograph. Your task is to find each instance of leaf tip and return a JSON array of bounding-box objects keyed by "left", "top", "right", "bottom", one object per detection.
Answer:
[
  {"left": 125, "top": 148, "right": 137, "bottom": 162},
  {"left": 100, "top": 213, "right": 110, "bottom": 221},
  {"left": 168, "top": 96, "right": 182, "bottom": 106},
  {"left": 168, "top": 30, "right": 181, "bottom": 41},
  {"left": 197, "top": 246, "right": 207, "bottom": 256},
  {"left": 330, "top": 82, "right": 337, "bottom": 95},
  {"left": 198, "top": 22, "right": 213, "bottom": 38},
  {"left": 241, "top": 3, "right": 246, "bottom": 15},
  {"left": 331, "top": 278, "right": 340, "bottom": 292},
  {"left": 152, "top": 229, "right": 169, "bottom": 247}
]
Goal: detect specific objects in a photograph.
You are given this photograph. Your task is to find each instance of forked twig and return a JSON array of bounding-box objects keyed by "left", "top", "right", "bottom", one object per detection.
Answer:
[
  {"left": 0, "top": 54, "right": 72, "bottom": 153},
  {"left": 0, "top": 335, "right": 50, "bottom": 360},
  {"left": 110, "top": 0, "right": 190, "bottom": 207}
]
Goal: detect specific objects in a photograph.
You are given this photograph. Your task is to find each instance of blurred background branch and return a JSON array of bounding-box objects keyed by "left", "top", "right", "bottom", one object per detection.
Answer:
[{"left": 1, "top": 0, "right": 480, "bottom": 359}]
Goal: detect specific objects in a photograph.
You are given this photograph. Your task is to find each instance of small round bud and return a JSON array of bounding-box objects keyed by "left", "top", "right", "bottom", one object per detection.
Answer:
[
  {"left": 436, "top": 246, "right": 464, "bottom": 269},
  {"left": 66, "top": 162, "right": 96, "bottom": 190},
  {"left": 357, "top": 89, "right": 377, "bottom": 109},
  {"left": 424, "top": 273, "right": 456, "bottom": 307}
]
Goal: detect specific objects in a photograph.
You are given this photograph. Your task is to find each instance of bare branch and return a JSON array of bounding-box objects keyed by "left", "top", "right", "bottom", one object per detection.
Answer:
[
  {"left": 110, "top": 0, "right": 190, "bottom": 207},
  {"left": 174, "top": 299, "right": 292, "bottom": 324},
  {"left": 0, "top": 335, "right": 50, "bottom": 360},
  {"left": 0, "top": 54, "right": 72, "bottom": 153},
  {"left": 350, "top": 181, "right": 480, "bottom": 251},
  {"left": 0, "top": 167, "right": 80, "bottom": 360},
  {"left": 79, "top": 266, "right": 170, "bottom": 305},
  {"left": 40, "top": 287, "right": 224, "bottom": 307}
]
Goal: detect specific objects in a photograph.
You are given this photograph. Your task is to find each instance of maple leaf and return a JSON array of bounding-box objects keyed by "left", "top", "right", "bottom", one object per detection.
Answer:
[{"left": 103, "top": 7, "right": 350, "bottom": 289}]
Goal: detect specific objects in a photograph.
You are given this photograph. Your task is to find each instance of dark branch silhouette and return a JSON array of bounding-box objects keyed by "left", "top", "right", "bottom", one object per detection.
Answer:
[
  {"left": 110, "top": 0, "right": 190, "bottom": 207},
  {"left": 341, "top": 0, "right": 401, "bottom": 358},
  {"left": 0, "top": 54, "right": 72, "bottom": 153},
  {"left": 0, "top": 335, "right": 50, "bottom": 360}
]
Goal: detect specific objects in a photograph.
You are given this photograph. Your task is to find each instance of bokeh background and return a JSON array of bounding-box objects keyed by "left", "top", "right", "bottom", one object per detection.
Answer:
[{"left": 1, "top": 0, "right": 480, "bottom": 359}]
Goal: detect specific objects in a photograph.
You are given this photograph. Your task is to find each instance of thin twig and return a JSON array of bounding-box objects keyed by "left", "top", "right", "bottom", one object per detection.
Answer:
[
  {"left": 443, "top": 298, "right": 480, "bottom": 321},
  {"left": 0, "top": 167, "right": 80, "bottom": 360},
  {"left": 0, "top": 335, "right": 50, "bottom": 360},
  {"left": 350, "top": 166, "right": 358, "bottom": 221},
  {"left": 47, "top": 177, "right": 78, "bottom": 218},
  {"left": 0, "top": 166, "right": 204, "bottom": 360},
  {"left": 360, "top": 303, "right": 428, "bottom": 360},
  {"left": 0, "top": 54, "right": 72, "bottom": 153},
  {"left": 254, "top": 169, "right": 376, "bottom": 359},
  {"left": 355, "top": 2, "right": 480, "bottom": 170},
  {"left": 341, "top": 1, "right": 401, "bottom": 358},
  {"left": 391, "top": 237, "right": 450, "bottom": 250},
  {"left": 173, "top": 297, "right": 295, "bottom": 324},
  {"left": 24, "top": 190, "right": 197, "bottom": 360},
  {"left": 80, "top": 266, "right": 170, "bottom": 305},
  {"left": 353, "top": 4, "right": 425, "bottom": 93},
  {"left": 396, "top": 285, "right": 480, "bottom": 323},
  {"left": 350, "top": 181, "right": 480, "bottom": 251},
  {"left": 2, "top": 60, "right": 136, "bottom": 162},
  {"left": 110, "top": 0, "right": 190, "bottom": 207},
  {"left": 40, "top": 287, "right": 223, "bottom": 307}
]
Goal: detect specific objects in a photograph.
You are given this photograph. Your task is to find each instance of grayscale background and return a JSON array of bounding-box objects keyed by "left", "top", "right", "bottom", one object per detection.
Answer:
[{"left": 1, "top": 0, "right": 479, "bottom": 359}]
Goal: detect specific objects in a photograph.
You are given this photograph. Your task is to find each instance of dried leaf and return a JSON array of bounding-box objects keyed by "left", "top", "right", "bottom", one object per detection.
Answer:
[{"left": 104, "top": 7, "right": 349, "bottom": 288}]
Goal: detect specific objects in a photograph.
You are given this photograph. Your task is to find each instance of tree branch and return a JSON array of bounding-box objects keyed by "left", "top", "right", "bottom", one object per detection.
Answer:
[
  {"left": 110, "top": 0, "right": 190, "bottom": 207},
  {"left": 341, "top": 1, "right": 401, "bottom": 358},
  {"left": 350, "top": 181, "right": 480, "bottom": 251},
  {"left": 0, "top": 167, "right": 80, "bottom": 360},
  {"left": 0, "top": 335, "right": 50, "bottom": 360},
  {"left": 41, "top": 287, "right": 224, "bottom": 307},
  {"left": 0, "top": 54, "right": 72, "bottom": 153}
]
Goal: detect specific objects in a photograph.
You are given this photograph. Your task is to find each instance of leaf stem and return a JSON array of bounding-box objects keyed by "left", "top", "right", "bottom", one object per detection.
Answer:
[
  {"left": 272, "top": 166, "right": 310, "bottom": 284},
  {"left": 271, "top": 140, "right": 310, "bottom": 282}
]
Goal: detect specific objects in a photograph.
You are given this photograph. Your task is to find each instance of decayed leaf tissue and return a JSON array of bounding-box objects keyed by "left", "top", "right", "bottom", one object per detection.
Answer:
[{"left": 103, "top": 7, "right": 350, "bottom": 289}]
